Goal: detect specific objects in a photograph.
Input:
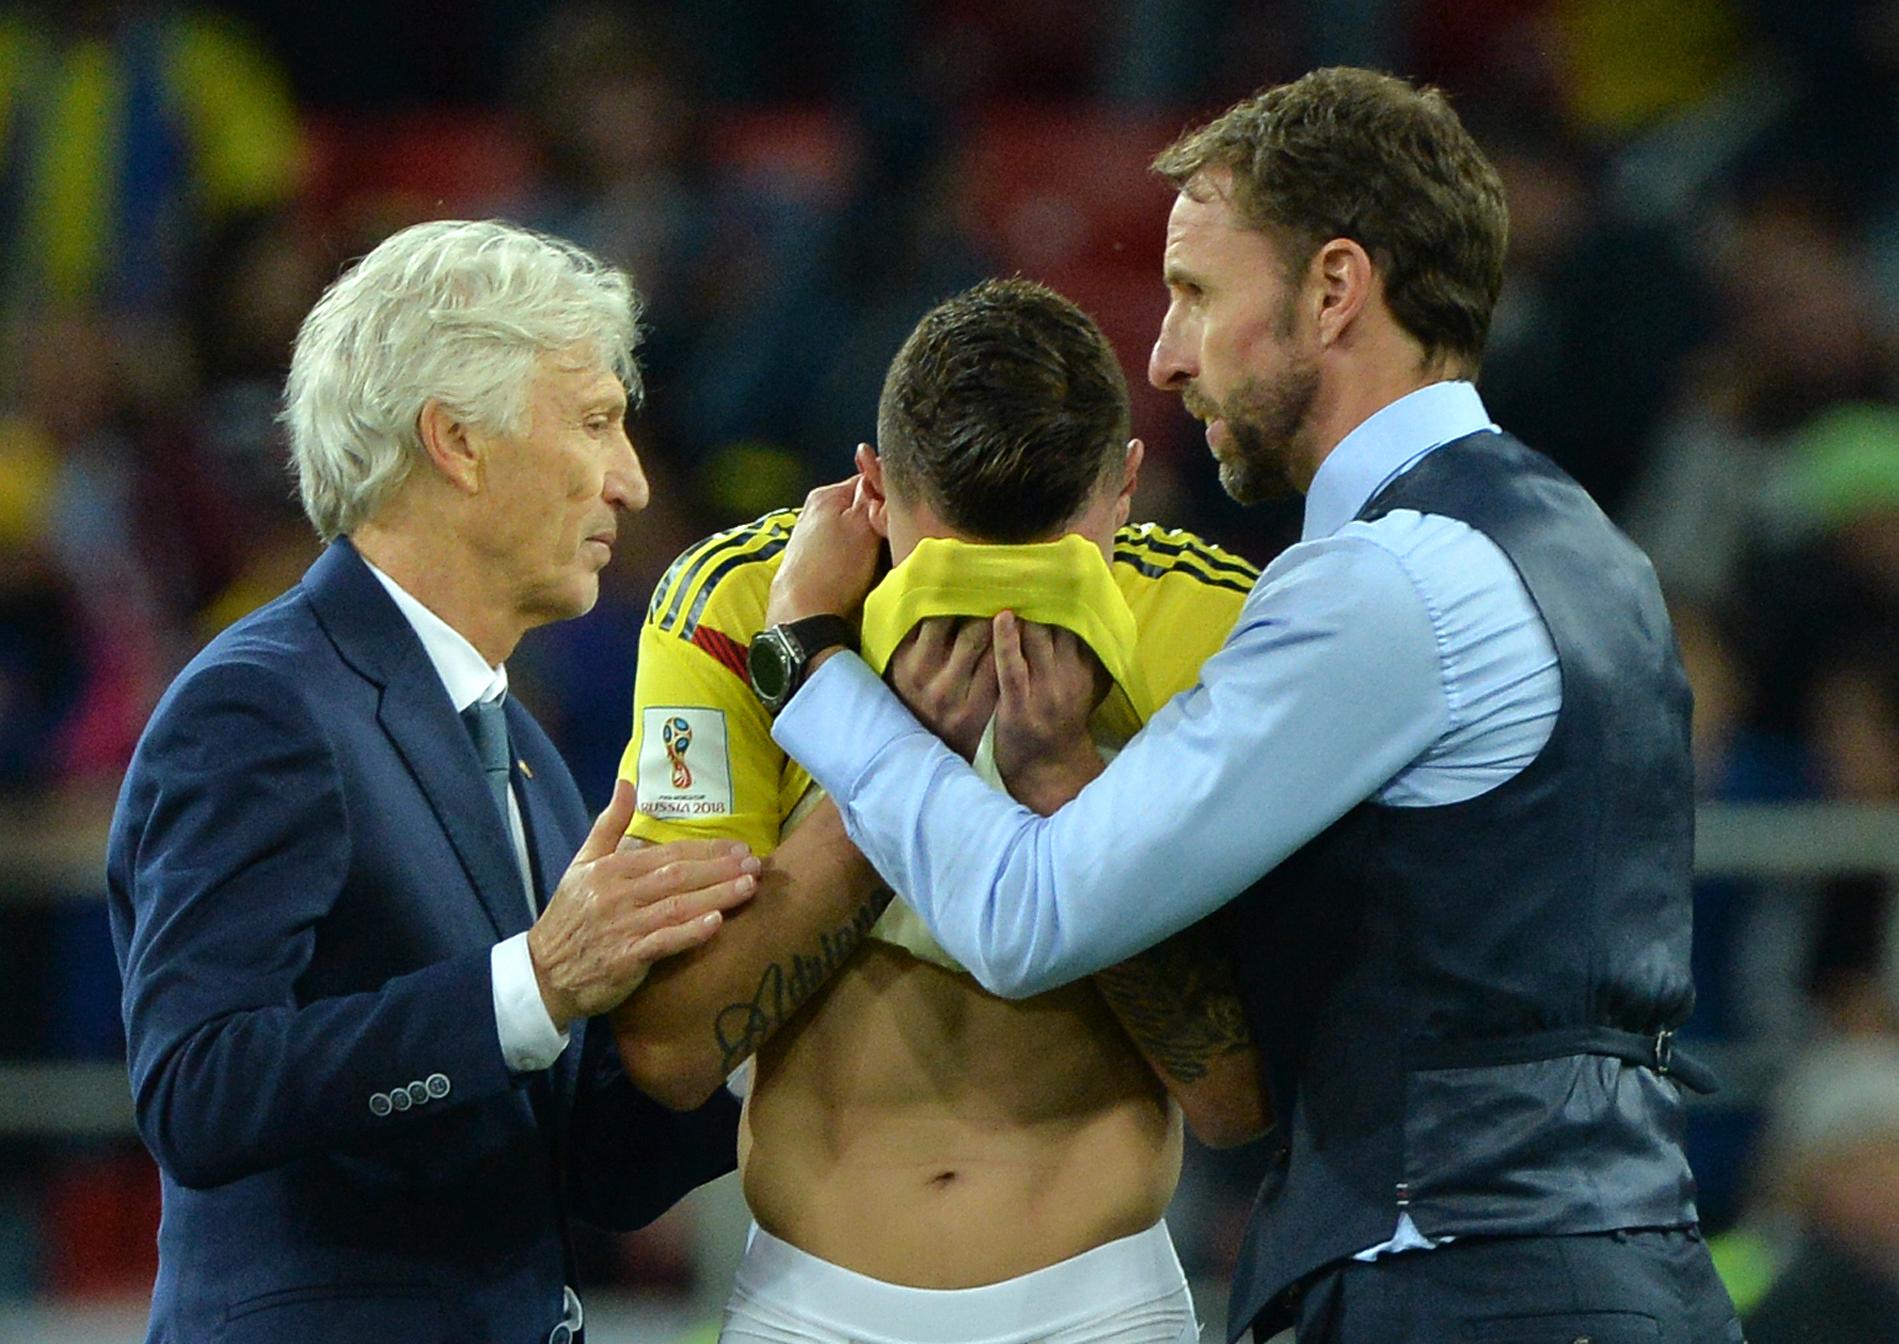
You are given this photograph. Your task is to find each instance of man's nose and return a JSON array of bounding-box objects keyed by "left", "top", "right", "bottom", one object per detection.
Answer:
[
  {"left": 605, "top": 433, "right": 649, "bottom": 512},
  {"left": 1148, "top": 311, "right": 1194, "bottom": 391}
]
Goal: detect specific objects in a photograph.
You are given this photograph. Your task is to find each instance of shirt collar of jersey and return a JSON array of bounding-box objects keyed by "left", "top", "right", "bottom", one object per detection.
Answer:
[
  {"left": 860, "top": 533, "right": 1143, "bottom": 708},
  {"left": 361, "top": 555, "right": 510, "bottom": 712},
  {"left": 1300, "top": 379, "right": 1498, "bottom": 542}
]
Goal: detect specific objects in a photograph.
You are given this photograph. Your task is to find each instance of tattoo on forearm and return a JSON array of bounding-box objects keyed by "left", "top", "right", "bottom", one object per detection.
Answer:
[
  {"left": 1094, "top": 931, "right": 1252, "bottom": 1084},
  {"left": 713, "top": 891, "right": 891, "bottom": 1072}
]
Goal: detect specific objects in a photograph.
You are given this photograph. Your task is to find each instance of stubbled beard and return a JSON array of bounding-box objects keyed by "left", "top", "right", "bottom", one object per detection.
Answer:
[{"left": 1191, "top": 359, "right": 1321, "bottom": 505}]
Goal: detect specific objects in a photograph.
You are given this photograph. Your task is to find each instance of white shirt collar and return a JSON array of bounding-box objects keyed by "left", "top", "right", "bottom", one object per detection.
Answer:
[
  {"left": 360, "top": 556, "right": 509, "bottom": 712},
  {"left": 1300, "top": 380, "right": 1498, "bottom": 541}
]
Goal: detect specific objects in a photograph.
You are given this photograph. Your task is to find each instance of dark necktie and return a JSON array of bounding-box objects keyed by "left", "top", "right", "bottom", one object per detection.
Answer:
[
  {"left": 463, "top": 695, "right": 537, "bottom": 917},
  {"left": 461, "top": 695, "right": 513, "bottom": 832}
]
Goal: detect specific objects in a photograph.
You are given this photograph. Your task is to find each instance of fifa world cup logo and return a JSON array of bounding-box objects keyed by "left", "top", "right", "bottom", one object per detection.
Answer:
[{"left": 661, "top": 716, "right": 694, "bottom": 789}]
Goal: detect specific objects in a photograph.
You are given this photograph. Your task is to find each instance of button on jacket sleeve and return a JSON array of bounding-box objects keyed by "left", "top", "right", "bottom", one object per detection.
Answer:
[{"left": 773, "top": 532, "right": 1451, "bottom": 998}]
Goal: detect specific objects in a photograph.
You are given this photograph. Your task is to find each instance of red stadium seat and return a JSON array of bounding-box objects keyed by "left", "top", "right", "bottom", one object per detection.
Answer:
[
  {"left": 958, "top": 106, "right": 1192, "bottom": 450},
  {"left": 960, "top": 105, "right": 1185, "bottom": 280},
  {"left": 300, "top": 110, "right": 538, "bottom": 220},
  {"left": 42, "top": 1150, "right": 160, "bottom": 1297},
  {"left": 708, "top": 105, "right": 864, "bottom": 205}
]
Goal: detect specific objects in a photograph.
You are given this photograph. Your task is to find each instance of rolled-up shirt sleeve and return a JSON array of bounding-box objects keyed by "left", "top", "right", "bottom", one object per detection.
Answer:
[{"left": 773, "top": 534, "right": 1451, "bottom": 997}]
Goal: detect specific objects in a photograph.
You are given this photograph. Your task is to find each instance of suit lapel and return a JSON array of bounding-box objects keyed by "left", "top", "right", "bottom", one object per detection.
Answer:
[{"left": 303, "top": 539, "right": 530, "bottom": 941}]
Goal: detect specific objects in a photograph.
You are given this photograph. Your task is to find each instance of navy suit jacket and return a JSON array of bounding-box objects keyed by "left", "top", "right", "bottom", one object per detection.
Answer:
[{"left": 107, "top": 539, "right": 738, "bottom": 1344}]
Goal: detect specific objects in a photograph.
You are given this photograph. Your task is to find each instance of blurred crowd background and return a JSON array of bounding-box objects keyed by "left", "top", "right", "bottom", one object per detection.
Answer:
[{"left": 2, "top": 0, "right": 1899, "bottom": 1338}]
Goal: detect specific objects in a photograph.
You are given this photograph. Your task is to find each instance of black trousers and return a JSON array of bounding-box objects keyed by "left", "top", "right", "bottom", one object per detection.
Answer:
[{"left": 1285, "top": 1229, "right": 1744, "bottom": 1344}]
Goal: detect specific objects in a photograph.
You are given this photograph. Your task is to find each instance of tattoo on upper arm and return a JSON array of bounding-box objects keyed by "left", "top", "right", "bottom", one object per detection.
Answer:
[
  {"left": 713, "top": 890, "right": 891, "bottom": 1073},
  {"left": 1093, "top": 930, "right": 1252, "bottom": 1084}
]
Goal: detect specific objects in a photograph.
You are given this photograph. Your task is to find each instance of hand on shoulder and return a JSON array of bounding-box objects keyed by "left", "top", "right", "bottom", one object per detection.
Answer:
[{"left": 527, "top": 781, "right": 760, "bottom": 1029}]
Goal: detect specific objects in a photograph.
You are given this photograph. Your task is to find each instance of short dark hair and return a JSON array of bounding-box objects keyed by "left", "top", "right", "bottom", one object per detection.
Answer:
[
  {"left": 877, "top": 278, "right": 1131, "bottom": 544},
  {"left": 1153, "top": 67, "right": 1508, "bottom": 372}
]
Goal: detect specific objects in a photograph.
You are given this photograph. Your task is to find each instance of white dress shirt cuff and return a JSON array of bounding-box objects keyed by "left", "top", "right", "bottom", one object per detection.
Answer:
[
  {"left": 490, "top": 932, "right": 569, "bottom": 1073},
  {"left": 773, "top": 652, "right": 921, "bottom": 802}
]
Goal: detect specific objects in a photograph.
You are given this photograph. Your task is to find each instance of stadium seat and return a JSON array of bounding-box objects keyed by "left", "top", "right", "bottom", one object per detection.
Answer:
[
  {"left": 960, "top": 105, "right": 1183, "bottom": 280},
  {"left": 708, "top": 105, "right": 863, "bottom": 205},
  {"left": 958, "top": 106, "right": 1188, "bottom": 448},
  {"left": 300, "top": 110, "right": 537, "bottom": 219}
]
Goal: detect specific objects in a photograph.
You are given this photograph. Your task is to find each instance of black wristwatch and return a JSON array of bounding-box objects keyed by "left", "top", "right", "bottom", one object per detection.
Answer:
[{"left": 748, "top": 615, "right": 859, "bottom": 714}]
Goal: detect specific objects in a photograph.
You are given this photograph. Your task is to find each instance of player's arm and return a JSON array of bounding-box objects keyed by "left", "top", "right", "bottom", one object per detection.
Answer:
[
  {"left": 1091, "top": 919, "right": 1271, "bottom": 1147},
  {"left": 617, "top": 800, "right": 888, "bottom": 1111},
  {"left": 1017, "top": 746, "right": 1270, "bottom": 1146},
  {"left": 610, "top": 620, "right": 888, "bottom": 1111}
]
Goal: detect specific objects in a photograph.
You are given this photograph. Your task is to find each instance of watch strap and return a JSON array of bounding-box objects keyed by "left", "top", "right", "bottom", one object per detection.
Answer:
[
  {"left": 780, "top": 614, "right": 859, "bottom": 661},
  {"left": 750, "top": 613, "right": 859, "bottom": 714}
]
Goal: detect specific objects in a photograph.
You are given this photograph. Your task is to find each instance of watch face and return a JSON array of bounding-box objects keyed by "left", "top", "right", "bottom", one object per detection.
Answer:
[{"left": 748, "top": 631, "right": 793, "bottom": 707}]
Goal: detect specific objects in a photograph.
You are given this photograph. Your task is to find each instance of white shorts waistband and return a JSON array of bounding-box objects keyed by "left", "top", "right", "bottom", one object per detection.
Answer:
[{"left": 730, "top": 1220, "right": 1189, "bottom": 1344}]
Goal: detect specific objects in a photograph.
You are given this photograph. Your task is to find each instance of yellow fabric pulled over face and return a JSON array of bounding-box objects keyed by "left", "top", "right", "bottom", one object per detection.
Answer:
[
  {"left": 857, "top": 534, "right": 1146, "bottom": 972},
  {"left": 620, "top": 509, "right": 1257, "bottom": 986}
]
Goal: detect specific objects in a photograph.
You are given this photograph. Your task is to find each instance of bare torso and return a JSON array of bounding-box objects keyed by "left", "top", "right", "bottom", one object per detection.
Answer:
[{"left": 740, "top": 940, "right": 1182, "bottom": 1288}]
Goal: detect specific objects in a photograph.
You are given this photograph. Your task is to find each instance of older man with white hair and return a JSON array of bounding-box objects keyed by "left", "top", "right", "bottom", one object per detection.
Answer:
[{"left": 108, "top": 219, "right": 757, "bottom": 1344}]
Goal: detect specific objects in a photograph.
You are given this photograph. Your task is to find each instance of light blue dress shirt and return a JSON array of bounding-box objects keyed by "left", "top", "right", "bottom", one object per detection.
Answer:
[{"left": 773, "top": 381, "right": 1560, "bottom": 999}]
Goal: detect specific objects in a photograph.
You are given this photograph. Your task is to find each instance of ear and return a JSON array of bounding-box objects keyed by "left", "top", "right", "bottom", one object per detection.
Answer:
[
  {"left": 1115, "top": 438, "right": 1144, "bottom": 527},
  {"left": 417, "top": 399, "right": 483, "bottom": 495},
  {"left": 1311, "top": 238, "right": 1374, "bottom": 350},
  {"left": 855, "top": 442, "right": 890, "bottom": 538}
]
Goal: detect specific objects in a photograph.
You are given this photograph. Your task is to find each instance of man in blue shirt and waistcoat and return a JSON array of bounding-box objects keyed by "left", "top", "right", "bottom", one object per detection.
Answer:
[{"left": 747, "top": 68, "right": 1743, "bottom": 1343}]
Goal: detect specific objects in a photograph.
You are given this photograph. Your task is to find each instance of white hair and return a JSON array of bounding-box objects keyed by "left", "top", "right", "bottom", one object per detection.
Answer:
[{"left": 282, "top": 219, "right": 643, "bottom": 541}]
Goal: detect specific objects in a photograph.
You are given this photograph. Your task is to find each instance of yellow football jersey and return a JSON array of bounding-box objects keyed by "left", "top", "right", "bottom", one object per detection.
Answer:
[{"left": 620, "top": 512, "right": 1258, "bottom": 872}]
